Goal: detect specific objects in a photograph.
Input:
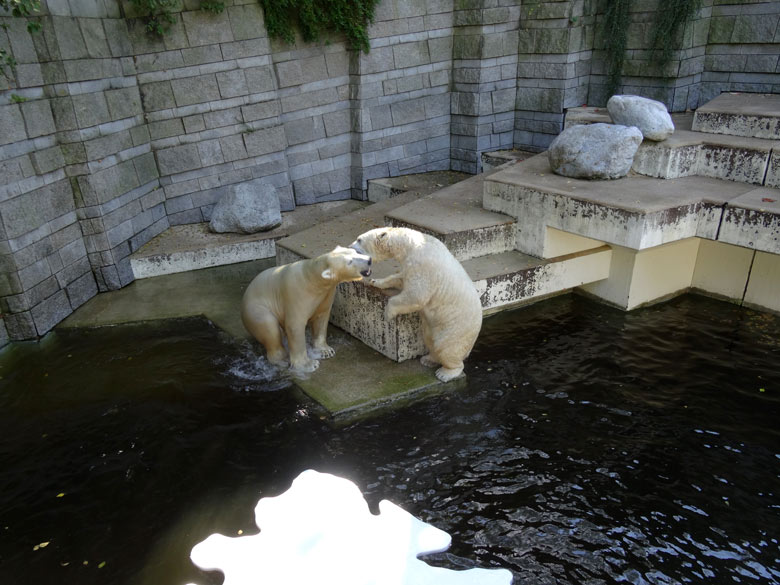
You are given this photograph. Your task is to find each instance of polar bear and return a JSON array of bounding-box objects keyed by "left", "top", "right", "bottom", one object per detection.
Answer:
[
  {"left": 350, "top": 227, "right": 482, "bottom": 382},
  {"left": 241, "top": 246, "right": 372, "bottom": 373}
]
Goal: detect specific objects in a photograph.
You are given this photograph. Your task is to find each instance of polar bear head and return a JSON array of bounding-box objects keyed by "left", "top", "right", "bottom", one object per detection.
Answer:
[
  {"left": 321, "top": 245, "right": 372, "bottom": 282},
  {"left": 349, "top": 227, "right": 425, "bottom": 262}
]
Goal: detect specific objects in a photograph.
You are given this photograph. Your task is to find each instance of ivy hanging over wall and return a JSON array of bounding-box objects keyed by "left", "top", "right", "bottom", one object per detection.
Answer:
[
  {"left": 131, "top": 0, "right": 224, "bottom": 36},
  {"left": 259, "top": 0, "right": 379, "bottom": 53},
  {"left": 601, "top": 0, "right": 702, "bottom": 98},
  {"left": 0, "top": 0, "right": 40, "bottom": 79},
  {"left": 650, "top": 0, "right": 702, "bottom": 67},
  {"left": 601, "top": 0, "right": 630, "bottom": 98}
]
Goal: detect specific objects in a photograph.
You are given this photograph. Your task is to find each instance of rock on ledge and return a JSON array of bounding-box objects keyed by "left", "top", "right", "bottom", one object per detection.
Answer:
[
  {"left": 607, "top": 95, "right": 675, "bottom": 141},
  {"left": 548, "top": 123, "right": 643, "bottom": 180},
  {"left": 209, "top": 178, "right": 282, "bottom": 234}
]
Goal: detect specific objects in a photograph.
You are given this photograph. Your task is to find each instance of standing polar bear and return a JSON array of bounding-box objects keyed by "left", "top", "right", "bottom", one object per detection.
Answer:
[
  {"left": 350, "top": 227, "right": 482, "bottom": 382},
  {"left": 241, "top": 246, "right": 372, "bottom": 374}
]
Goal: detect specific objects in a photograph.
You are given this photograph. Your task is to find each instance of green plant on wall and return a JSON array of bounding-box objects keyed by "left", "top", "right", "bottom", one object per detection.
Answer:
[
  {"left": 130, "top": 0, "right": 177, "bottom": 36},
  {"left": 259, "top": 0, "right": 379, "bottom": 53},
  {"left": 132, "top": 0, "right": 225, "bottom": 36},
  {"left": 601, "top": 0, "right": 630, "bottom": 97},
  {"left": 0, "top": 0, "right": 40, "bottom": 79},
  {"left": 600, "top": 0, "right": 702, "bottom": 98},
  {"left": 649, "top": 0, "right": 702, "bottom": 68}
]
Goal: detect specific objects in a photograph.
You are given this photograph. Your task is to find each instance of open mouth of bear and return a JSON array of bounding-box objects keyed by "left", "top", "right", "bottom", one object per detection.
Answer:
[{"left": 361, "top": 268, "right": 371, "bottom": 277}]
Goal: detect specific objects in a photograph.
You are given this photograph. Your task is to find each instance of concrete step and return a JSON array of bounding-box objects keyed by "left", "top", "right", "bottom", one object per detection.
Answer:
[
  {"left": 385, "top": 171, "right": 517, "bottom": 261},
  {"left": 692, "top": 92, "right": 780, "bottom": 140},
  {"left": 564, "top": 101, "right": 780, "bottom": 187},
  {"left": 129, "top": 200, "right": 367, "bottom": 279},
  {"left": 366, "top": 169, "right": 469, "bottom": 202},
  {"left": 632, "top": 128, "right": 777, "bottom": 186},
  {"left": 484, "top": 152, "right": 780, "bottom": 257}
]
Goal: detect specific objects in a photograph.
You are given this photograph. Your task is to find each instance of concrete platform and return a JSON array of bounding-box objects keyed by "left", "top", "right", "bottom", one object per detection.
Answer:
[{"left": 59, "top": 258, "right": 451, "bottom": 419}]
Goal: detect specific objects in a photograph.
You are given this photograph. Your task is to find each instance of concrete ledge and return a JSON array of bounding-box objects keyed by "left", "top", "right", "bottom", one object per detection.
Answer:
[
  {"left": 485, "top": 153, "right": 780, "bottom": 256},
  {"left": 692, "top": 93, "right": 780, "bottom": 140},
  {"left": 633, "top": 129, "right": 775, "bottom": 185},
  {"left": 719, "top": 188, "right": 780, "bottom": 254},
  {"left": 130, "top": 200, "right": 367, "bottom": 279}
]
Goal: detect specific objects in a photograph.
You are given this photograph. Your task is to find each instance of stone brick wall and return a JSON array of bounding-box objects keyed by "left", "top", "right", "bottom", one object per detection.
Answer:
[
  {"left": 701, "top": 0, "right": 780, "bottom": 103},
  {"left": 0, "top": 0, "right": 777, "bottom": 346},
  {"left": 515, "top": 0, "right": 595, "bottom": 150}
]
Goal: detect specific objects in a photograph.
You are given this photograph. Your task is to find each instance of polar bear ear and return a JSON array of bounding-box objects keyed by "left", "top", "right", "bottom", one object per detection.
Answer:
[
  {"left": 321, "top": 268, "right": 335, "bottom": 280},
  {"left": 378, "top": 231, "right": 387, "bottom": 239}
]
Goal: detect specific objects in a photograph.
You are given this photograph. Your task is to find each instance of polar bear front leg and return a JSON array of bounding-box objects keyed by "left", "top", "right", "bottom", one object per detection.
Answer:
[
  {"left": 285, "top": 320, "right": 320, "bottom": 373},
  {"left": 370, "top": 273, "right": 403, "bottom": 289},
  {"left": 385, "top": 290, "right": 423, "bottom": 320},
  {"left": 309, "top": 292, "right": 336, "bottom": 359}
]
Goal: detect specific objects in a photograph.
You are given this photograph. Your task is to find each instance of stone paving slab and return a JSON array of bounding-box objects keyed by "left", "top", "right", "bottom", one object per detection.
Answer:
[
  {"left": 488, "top": 153, "right": 754, "bottom": 212},
  {"left": 291, "top": 328, "right": 447, "bottom": 418},
  {"left": 367, "top": 170, "right": 469, "bottom": 202}
]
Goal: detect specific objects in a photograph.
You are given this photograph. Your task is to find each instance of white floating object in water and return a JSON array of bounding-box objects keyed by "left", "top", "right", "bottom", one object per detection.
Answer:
[{"left": 187, "top": 469, "right": 513, "bottom": 585}]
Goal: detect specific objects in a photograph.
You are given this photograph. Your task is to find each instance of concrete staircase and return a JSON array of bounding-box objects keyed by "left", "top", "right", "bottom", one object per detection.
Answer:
[{"left": 486, "top": 92, "right": 780, "bottom": 315}]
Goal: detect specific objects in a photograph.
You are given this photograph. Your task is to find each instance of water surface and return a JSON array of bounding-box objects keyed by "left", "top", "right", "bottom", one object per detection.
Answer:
[{"left": 0, "top": 295, "right": 778, "bottom": 585}]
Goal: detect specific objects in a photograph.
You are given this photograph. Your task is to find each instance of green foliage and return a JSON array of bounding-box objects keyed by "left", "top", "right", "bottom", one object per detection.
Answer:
[
  {"left": 0, "top": 0, "right": 40, "bottom": 79},
  {"left": 130, "top": 0, "right": 177, "bottom": 36},
  {"left": 200, "top": 0, "right": 224, "bottom": 14},
  {"left": 259, "top": 0, "right": 379, "bottom": 53},
  {"left": 650, "top": 0, "right": 702, "bottom": 69},
  {"left": 601, "top": 0, "right": 630, "bottom": 98},
  {"left": 10, "top": 92, "right": 26, "bottom": 102}
]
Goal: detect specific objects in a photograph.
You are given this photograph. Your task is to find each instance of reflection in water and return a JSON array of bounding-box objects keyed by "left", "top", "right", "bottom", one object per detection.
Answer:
[{"left": 0, "top": 297, "right": 778, "bottom": 585}]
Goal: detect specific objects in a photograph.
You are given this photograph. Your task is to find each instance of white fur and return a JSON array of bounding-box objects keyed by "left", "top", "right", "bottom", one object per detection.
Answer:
[
  {"left": 350, "top": 227, "right": 482, "bottom": 382},
  {"left": 241, "top": 246, "right": 372, "bottom": 374}
]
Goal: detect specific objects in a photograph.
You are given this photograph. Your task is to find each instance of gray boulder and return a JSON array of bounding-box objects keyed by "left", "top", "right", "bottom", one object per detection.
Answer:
[
  {"left": 209, "top": 179, "right": 282, "bottom": 234},
  {"left": 548, "top": 123, "right": 643, "bottom": 180},
  {"left": 607, "top": 95, "right": 675, "bottom": 141}
]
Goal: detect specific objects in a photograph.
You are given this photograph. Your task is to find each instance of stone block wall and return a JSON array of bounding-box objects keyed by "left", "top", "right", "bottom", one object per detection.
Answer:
[
  {"left": 701, "top": 0, "right": 780, "bottom": 103},
  {"left": 0, "top": 0, "right": 778, "bottom": 346},
  {"left": 351, "top": 0, "right": 454, "bottom": 190},
  {"left": 515, "top": 0, "right": 595, "bottom": 150}
]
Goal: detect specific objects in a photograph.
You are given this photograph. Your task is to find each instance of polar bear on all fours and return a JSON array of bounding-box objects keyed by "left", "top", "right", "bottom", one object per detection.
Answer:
[{"left": 350, "top": 227, "right": 483, "bottom": 382}]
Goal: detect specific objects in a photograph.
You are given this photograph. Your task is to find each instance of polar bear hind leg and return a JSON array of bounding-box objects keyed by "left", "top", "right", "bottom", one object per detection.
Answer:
[
  {"left": 430, "top": 329, "right": 467, "bottom": 382},
  {"left": 419, "top": 316, "right": 440, "bottom": 368},
  {"left": 242, "top": 305, "right": 288, "bottom": 367}
]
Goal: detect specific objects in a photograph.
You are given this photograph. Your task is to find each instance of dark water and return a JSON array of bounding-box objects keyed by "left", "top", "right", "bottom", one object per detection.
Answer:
[{"left": 0, "top": 295, "right": 778, "bottom": 585}]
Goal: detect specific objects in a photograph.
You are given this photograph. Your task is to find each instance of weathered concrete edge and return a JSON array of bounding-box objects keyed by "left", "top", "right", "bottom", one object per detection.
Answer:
[{"left": 130, "top": 239, "right": 277, "bottom": 278}]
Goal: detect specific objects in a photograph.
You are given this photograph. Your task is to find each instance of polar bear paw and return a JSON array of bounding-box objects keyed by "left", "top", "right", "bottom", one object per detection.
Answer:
[
  {"left": 312, "top": 345, "right": 336, "bottom": 359},
  {"left": 435, "top": 366, "right": 464, "bottom": 382},
  {"left": 420, "top": 354, "right": 439, "bottom": 368},
  {"left": 290, "top": 358, "right": 320, "bottom": 375}
]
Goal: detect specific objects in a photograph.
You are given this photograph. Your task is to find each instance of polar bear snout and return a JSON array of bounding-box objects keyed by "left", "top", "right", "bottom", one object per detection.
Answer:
[
  {"left": 348, "top": 239, "right": 367, "bottom": 256},
  {"left": 356, "top": 254, "right": 372, "bottom": 277},
  {"left": 360, "top": 257, "right": 372, "bottom": 277}
]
